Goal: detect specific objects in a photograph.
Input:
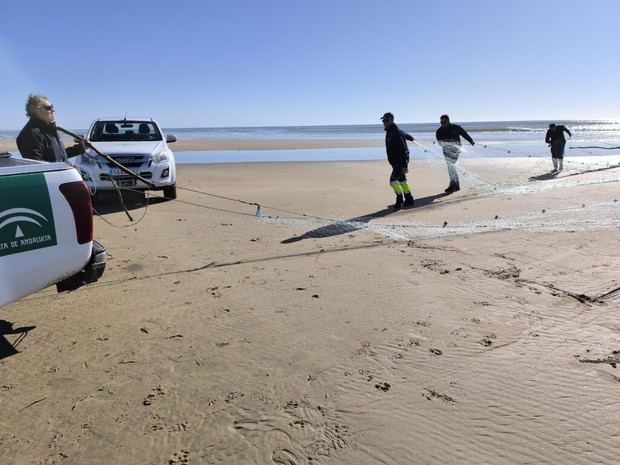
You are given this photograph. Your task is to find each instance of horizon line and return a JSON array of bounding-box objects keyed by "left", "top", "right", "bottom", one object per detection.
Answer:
[{"left": 1, "top": 118, "right": 619, "bottom": 132}]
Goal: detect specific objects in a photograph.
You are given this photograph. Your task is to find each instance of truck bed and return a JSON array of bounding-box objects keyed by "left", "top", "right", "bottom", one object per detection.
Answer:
[{"left": 0, "top": 155, "right": 106, "bottom": 306}]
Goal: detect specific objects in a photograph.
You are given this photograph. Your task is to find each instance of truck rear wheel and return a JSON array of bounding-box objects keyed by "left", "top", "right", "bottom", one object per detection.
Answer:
[{"left": 163, "top": 183, "right": 177, "bottom": 200}]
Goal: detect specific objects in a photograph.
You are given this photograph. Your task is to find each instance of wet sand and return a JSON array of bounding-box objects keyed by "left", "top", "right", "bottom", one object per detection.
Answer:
[
  {"left": 0, "top": 137, "right": 382, "bottom": 153},
  {"left": 1, "top": 157, "right": 620, "bottom": 464}
]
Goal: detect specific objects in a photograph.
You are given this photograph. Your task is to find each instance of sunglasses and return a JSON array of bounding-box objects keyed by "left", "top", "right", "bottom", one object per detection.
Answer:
[{"left": 38, "top": 105, "right": 55, "bottom": 111}]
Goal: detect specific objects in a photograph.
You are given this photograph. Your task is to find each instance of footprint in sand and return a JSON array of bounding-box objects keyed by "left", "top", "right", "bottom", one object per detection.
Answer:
[
  {"left": 479, "top": 334, "right": 497, "bottom": 347},
  {"left": 225, "top": 391, "right": 244, "bottom": 403},
  {"left": 272, "top": 448, "right": 299, "bottom": 465},
  {"left": 422, "top": 389, "right": 455, "bottom": 403},
  {"left": 168, "top": 449, "right": 190, "bottom": 464},
  {"left": 375, "top": 382, "right": 391, "bottom": 392},
  {"left": 167, "top": 422, "right": 190, "bottom": 433},
  {"left": 142, "top": 385, "right": 166, "bottom": 406}
]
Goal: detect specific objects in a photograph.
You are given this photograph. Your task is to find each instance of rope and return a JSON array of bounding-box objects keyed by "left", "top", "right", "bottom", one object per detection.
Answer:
[
  {"left": 477, "top": 142, "right": 620, "bottom": 170},
  {"left": 570, "top": 145, "right": 620, "bottom": 150},
  {"left": 177, "top": 185, "right": 259, "bottom": 209},
  {"left": 176, "top": 185, "right": 337, "bottom": 222},
  {"left": 118, "top": 187, "right": 258, "bottom": 218}
]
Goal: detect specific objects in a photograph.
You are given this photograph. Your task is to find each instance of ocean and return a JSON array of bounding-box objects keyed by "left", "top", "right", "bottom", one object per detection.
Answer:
[
  {"left": 163, "top": 120, "right": 620, "bottom": 143},
  {"left": 170, "top": 120, "right": 620, "bottom": 164},
  {"left": 2, "top": 120, "right": 619, "bottom": 164}
]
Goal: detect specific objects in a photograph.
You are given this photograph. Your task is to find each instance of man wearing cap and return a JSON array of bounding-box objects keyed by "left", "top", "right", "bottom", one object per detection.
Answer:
[
  {"left": 17, "top": 93, "right": 85, "bottom": 162},
  {"left": 435, "top": 114, "right": 474, "bottom": 193},
  {"left": 381, "top": 112, "right": 414, "bottom": 210}
]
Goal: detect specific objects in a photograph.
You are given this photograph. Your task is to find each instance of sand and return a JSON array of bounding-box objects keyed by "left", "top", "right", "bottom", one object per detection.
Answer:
[
  {"left": 0, "top": 138, "right": 382, "bottom": 153},
  {"left": 1, "top": 155, "right": 620, "bottom": 465}
]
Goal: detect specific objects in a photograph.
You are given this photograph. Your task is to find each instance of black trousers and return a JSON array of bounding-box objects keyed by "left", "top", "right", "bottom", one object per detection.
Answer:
[
  {"left": 550, "top": 141, "right": 566, "bottom": 159},
  {"left": 389, "top": 165, "right": 407, "bottom": 184}
]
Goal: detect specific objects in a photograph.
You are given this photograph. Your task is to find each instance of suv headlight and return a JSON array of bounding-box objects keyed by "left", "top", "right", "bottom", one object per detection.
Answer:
[{"left": 152, "top": 150, "right": 169, "bottom": 163}]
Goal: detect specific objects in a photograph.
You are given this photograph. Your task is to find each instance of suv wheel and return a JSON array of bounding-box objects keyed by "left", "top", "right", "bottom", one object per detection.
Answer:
[{"left": 163, "top": 183, "right": 177, "bottom": 200}]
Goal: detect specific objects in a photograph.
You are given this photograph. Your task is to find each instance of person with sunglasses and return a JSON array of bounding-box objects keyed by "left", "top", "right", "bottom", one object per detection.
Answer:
[
  {"left": 435, "top": 114, "right": 475, "bottom": 193},
  {"left": 16, "top": 93, "right": 85, "bottom": 163}
]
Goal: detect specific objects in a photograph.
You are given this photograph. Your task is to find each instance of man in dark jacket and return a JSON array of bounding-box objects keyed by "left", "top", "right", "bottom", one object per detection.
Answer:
[
  {"left": 435, "top": 114, "right": 474, "bottom": 193},
  {"left": 545, "top": 123, "right": 571, "bottom": 172},
  {"left": 17, "top": 94, "right": 85, "bottom": 163},
  {"left": 381, "top": 112, "right": 414, "bottom": 210}
]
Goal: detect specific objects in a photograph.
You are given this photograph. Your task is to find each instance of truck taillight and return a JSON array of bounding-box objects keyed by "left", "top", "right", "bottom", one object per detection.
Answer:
[{"left": 59, "top": 181, "right": 93, "bottom": 244}]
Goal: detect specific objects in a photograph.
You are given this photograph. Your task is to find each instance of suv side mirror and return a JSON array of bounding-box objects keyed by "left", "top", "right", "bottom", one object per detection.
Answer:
[{"left": 166, "top": 134, "right": 177, "bottom": 143}]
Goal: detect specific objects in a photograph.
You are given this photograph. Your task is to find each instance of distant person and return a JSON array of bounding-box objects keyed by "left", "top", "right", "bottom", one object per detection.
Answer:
[
  {"left": 435, "top": 114, "right": 474, "bottom": 193},
  {"left": 545, "top": 123, "right": 572, "bottom": 172},
  {"left": 17, "top": 93, "right": 85, "bottom": 163},
  {"left": 381, "top": 112, "right": 414, "bottom": 210}
]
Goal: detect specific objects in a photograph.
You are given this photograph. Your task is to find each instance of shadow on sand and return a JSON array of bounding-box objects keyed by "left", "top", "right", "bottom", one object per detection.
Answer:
[
  {"left": 529, "top": 162, "right": 620, "bottom": 182},
  {"left": 528, "top": 171, "right": 559, "bottom": 181},
  {"left": 0, "top": 320, "right": 36, "bottom": 360},
  {"left": 92, "top": 190, "right": 168, "bottom": 215},
  {"left": 281, "top": 192, "right": 449, "bottom": 243}
]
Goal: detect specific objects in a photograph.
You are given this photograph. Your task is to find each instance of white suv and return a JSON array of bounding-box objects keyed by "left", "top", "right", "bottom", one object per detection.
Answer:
[{"left": 75, "top": 118, "right": 177, "bottom": 199}]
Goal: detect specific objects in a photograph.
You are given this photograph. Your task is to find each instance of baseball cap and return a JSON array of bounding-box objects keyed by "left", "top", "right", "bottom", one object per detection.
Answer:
[{"left": 380, "top": 112, "right": 394, "bottom": 121}]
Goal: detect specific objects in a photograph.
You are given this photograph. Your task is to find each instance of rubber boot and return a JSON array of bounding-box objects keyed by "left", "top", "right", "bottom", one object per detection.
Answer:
[
  {"left": 393, "top": 194, "right": 404, "bottom": 210},
  {"left": 551, "top": 158, "right": 558, "bottom": 173},
  {"left": 558, "top": 159, "right": 563, "bottom": 172},
  {"left": 403, "top": 192, "right": 414, "bottom": 207},
  {"left": 445, "top": 182, "right": 460, "bottom": 193}
]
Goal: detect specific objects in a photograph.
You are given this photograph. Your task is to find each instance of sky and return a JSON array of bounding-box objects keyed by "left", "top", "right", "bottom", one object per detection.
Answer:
[{"left": 1, "top": 0, "right": 619, "bottom": 129}]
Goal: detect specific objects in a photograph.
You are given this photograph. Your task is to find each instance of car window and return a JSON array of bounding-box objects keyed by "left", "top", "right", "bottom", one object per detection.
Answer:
[{"left": 89, "top": 121, "right": 163, "bottom": 142}]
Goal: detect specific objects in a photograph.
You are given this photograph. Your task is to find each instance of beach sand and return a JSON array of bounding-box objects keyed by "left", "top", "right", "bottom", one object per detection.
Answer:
[
  {"left": 0, "top": 138, "right": 382, "bottom": 153},
  {"left": 1, "top": 157, "right": 620, "bottom": 464}
]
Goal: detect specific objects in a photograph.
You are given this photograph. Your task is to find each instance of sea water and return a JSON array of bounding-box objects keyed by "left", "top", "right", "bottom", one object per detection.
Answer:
[{"left": 171, "top": 120, "right": 620, "bottom": 164}]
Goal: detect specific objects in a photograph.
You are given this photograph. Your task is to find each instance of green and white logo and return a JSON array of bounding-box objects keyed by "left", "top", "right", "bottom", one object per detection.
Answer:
[{"left": 0, "top": 173, "right": 57, "bottom": 257}]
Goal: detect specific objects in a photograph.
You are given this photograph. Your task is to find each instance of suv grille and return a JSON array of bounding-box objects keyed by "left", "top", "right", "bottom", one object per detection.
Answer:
[
  {"left": 100, "top": 172, "right": 153, "bottom": 181},
  {"left": 106, "top": 155, "right": 147, "bottom": 167}
]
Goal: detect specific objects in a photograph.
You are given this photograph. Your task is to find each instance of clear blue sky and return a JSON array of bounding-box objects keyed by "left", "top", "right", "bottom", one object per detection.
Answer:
[{"left": 1, "top": 0, "right": 619, "bottom": 129}]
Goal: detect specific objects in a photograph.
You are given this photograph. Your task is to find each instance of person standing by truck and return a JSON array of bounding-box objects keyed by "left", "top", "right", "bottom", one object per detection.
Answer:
[
  {"left": 545, "top": 123, "right": 572, "bottom": 172},
  {"left": 16, "top": 94, "right": 85, "bottom": 163}
]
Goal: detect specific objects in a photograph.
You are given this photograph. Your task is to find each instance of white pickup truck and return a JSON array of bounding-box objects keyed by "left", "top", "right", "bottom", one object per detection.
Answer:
[{"left": 0, "top": 152, "right": 106, "bottom": 307}]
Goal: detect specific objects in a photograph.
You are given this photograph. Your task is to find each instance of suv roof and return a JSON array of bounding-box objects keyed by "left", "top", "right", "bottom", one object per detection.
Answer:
[
  {"left": 92, "top": 117, "right": 157, "bottom": 123},
  {"left": 88, "top": 120, "right": 163, "bottom": 143}
]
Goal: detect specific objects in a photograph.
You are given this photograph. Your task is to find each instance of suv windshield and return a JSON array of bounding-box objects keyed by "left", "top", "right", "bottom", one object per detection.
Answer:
[{"left": 89, "top": 121, "right": 163, "bottom": 142}]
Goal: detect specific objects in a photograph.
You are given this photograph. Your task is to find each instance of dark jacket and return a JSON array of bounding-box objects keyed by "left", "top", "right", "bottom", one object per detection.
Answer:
[
  {"left": 436, "top": 123, "right": 474, "bottom": 145},
  {"left": 385, "top": 123, "right": 413, "bottom": 167},
  {"left": 545, "top": 125, "right": 571, "bottom": 144},
  {"left": 17, "top": 118, "right": 84, "bottom": 163}
]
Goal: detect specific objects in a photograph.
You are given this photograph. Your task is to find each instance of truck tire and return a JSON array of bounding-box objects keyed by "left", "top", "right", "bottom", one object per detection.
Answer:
[{"left": 163, "top": 183, "right": 177, "bottom": 200}]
